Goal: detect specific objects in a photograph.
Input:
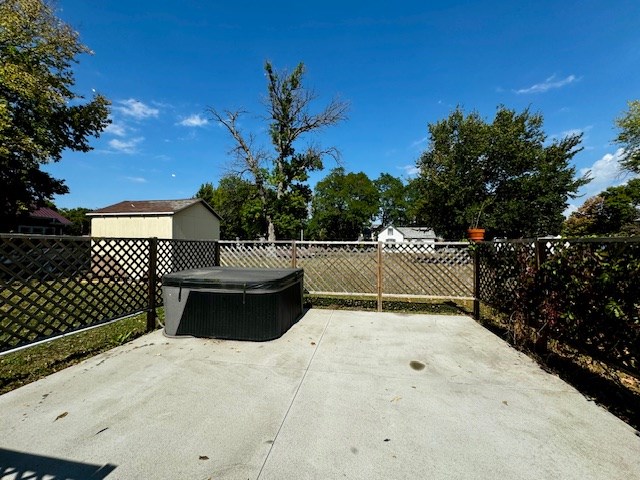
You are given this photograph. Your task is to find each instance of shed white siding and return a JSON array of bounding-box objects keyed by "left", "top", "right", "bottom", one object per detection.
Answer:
[
  {"left": 91, "top": 215, "right": 173, "bottom": 239},
  {"left": 173, "top": 203, "right": 220, "bottom": 240}
]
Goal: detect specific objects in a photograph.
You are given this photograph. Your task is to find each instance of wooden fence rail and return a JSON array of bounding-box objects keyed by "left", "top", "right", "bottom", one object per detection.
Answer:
[{"left": 218, "top": 240, "right": 475, "bottom": 309}]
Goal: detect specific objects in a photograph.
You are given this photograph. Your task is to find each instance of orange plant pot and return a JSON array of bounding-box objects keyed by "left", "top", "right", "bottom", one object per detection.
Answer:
[{"left": 467, "top": 228, "right": 485, "bottom": 242}]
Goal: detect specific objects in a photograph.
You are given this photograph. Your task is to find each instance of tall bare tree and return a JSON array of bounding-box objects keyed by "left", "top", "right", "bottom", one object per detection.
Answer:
[{"left": 208, "top": 62, "right": 348, "bottom": 240}]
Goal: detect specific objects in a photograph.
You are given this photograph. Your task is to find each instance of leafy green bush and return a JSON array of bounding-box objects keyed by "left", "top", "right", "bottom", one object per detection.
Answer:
[
  {"left": 538, "top": 242, "right": 639, "bottom": 373},
  {"left": 479, "top": 240, "right": 640, "bottom": 374}
]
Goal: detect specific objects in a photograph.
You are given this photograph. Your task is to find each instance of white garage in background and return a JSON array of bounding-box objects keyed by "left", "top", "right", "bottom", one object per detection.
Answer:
[{"left": 377, "top": 225, "right": 438, "bottom": 244}]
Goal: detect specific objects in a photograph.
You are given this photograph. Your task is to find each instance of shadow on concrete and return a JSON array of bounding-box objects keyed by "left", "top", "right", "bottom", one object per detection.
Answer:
[{"left": 0, "top": 448, "right": 116, "bottom": 480}]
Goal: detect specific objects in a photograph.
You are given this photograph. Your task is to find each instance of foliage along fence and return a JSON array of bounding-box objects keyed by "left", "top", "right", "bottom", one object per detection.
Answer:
[{"left": 477, "top": 237, "right": 640, "bottom": 377}]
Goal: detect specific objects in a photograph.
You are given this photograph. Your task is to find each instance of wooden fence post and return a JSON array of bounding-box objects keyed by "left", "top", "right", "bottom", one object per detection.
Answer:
[
  {"left": 291, "top": 240, "right": 297, "bottom": 268},
  {"left": 146, "top": 237, "right": 158, "bottom": 332},
  {"left": 473, "top": 245, "right": 480, "bottom": 320},
  {"left": 377, "top": 242, "right": 383, "bottom": 312},
  {"left": 214, "top": 241, "right": 221, "bottom": 267},
  {"left": 535, "top": 238, "right": 547, "bottom": 270},
  {"left": 534, "top": 238, "right": 548, "bottom": 353}
]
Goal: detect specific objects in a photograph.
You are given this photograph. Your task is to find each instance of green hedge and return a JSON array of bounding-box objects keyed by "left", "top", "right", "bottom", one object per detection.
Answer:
[{"left": 479, "top": 240, "right": 640, "bottom": 375}]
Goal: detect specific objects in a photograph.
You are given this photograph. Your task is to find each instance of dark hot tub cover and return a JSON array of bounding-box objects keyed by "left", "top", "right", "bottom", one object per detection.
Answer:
[
  {"left": 162, "top": 267, "right": 302, "bottom": 292},
  {"left": 162, "top": 267, "right": 304, "bottom": 341}
]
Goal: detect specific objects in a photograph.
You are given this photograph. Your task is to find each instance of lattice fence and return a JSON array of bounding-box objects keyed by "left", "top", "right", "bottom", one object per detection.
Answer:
[
  {"left": 219, "top": 241, "right": 294, "bottom": 269},
  {"left": 219, "top": 240, "right": 474, "bottom": 300},
  {"left": 2, "top": 236, "right": 474, "bottom": 354},
  {"left": 155, "top": 239, "right": 219, "bottom": 305},
  {"left": 0, "top": 235, "right": 219, "bottom": 354},
  {"left": 477, "top": 240, "right": 536, "bottom": 310},
  {"left": 382, "top": 242, "right": 473, "bottom": 298},
  {"left": 296, "top": 242, "right": 378, "bottom": 296},
  {"left": 477, "top": 237, "right": 640, "bottom": 375},
  {"left": 1, "top": 236, "right": 149, "bottom": 353}
]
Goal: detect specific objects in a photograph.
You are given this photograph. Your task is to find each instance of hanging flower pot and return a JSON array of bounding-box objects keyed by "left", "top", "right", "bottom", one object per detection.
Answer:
[{"left": 467, "top": 228, "right": 485, "bottom": 242}]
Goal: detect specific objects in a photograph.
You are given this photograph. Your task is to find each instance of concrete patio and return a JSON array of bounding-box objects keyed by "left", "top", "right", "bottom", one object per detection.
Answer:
[{"left": 1, "top": 309, "right": 639, "bottom": 479}]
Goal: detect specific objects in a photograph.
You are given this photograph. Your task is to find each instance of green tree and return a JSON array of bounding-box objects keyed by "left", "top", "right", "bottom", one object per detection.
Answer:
[
  {"left": 209, "top": 61, "right": 348, "bottom": 240},
  {"left": 196, "top": 176, "right": 266, "bottom": 240},
  {"left": 194, "top": 182, "right": 216, "bottom": 207},
  {"left": 308, "top": 168, "right": 379, "bottom": 240},
  {"left": 0, "top": 0, "right": 110, "bottom": 231},
  {"left": 562, "top": 196, "right": 604, "bottom": 237},
  {"left": 413, "top": 106, "right": 588, "bottom": 239},
  {"left": 59, "top": 207, "right": 91, "bottom": 236},
  {"left": 614, "top": 100, "right": 640, "bottom": 174},
  {"left": 563, "top": 179, "right": 640, "bottom": 236},
  {"left": 374, "top": 173, "right": 408, "bottom": 227}
]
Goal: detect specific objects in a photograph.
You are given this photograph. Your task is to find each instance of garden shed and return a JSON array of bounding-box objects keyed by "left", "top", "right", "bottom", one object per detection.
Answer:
[
  {"left": 87, "top": 199, "right": 221, "bottom": 278},
  {"left": 88, "top": 199, "right": 221, "bottom": 240}
]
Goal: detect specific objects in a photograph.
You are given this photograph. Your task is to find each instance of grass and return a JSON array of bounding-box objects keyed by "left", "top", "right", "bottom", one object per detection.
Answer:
[
  {"left": 305, "top": 294, "right": 473, "bottom": 315},
  {"left": 1, "top": 278, "right": 148, "bottom": 350},
  {"left": 0, "top": 309, "right": 163, "bottom": 395}
]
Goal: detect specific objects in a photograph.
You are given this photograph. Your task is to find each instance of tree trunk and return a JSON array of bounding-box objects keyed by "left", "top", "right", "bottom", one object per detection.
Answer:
[{"left": 268, "top": 219, "right": 276, "bottom": 242}]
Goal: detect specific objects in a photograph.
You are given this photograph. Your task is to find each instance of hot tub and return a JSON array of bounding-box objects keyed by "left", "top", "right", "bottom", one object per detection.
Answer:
[{"left": 162, "top": 267, "right": 304, "bottom": 341}]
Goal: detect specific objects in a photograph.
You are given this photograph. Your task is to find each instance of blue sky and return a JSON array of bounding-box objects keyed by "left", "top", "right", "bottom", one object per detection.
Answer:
[{"left": 47, "top": 0, "right": 640, "bottom": 213}]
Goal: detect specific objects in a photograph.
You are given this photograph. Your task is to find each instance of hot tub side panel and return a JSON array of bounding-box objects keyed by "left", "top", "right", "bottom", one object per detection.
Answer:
[
  {"left": 163, "top": 273, "right": 303, "bottom": 341},
  {"left": 163, "top": 285, "right": 188, "bottom": 336}
]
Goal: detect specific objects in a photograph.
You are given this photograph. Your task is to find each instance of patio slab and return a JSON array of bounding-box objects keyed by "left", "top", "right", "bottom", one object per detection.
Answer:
[{"left": 1, "top": 309, "right": 639, "bottom": 479}]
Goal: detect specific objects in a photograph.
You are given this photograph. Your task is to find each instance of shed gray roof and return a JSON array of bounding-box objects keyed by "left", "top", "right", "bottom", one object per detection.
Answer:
[
  {"left": 395, "top": 226, "right": 437, "bottom": 239},
  {"left": 88, "top": 199, "right": 221, "bottom": 219}
]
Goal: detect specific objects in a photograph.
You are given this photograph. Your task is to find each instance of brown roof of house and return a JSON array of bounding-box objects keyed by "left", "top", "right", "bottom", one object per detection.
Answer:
[
  {"left": 88, "top": 199, "right": 221, "bottom": 218},
  {"left": 30, "top": 207, "right": 72, "bottom": 225}
]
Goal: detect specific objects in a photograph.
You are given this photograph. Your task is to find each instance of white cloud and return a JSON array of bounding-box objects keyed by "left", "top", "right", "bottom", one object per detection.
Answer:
[
  {"left": 125, "top": 176, "right": 148, "bottom": 183},
  {"left": 178, "top": 114, "right": 209, "bottom": 127},
  {"left": 515, "top": 74, "right": 579, "bottom": 94},
  {"left": 579, "top": 148, "right": 626, "bottom": 194},
  {"left": 104, "top": 119, "right": 126, "bottom": 137},
  {"left": 410, "top": 136, "right": 429, "bottom": 148},
  {"left": 108, "top": 137, "right": 144, "bottom": 154},
  {"left": 116, "top": 99, "right": 159, "bottom": 119},
  {"left": 549, "top": 125, "right": 592, "bottom": 142},
  {"left": 561, "top": 128, "right": 585, "bottom": 138},
  {"left": 400, "top": 164, "right": 420, "bottom": 177},
  {"left": 566, "top": 148, "right": 633, "bottom": 215}
]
